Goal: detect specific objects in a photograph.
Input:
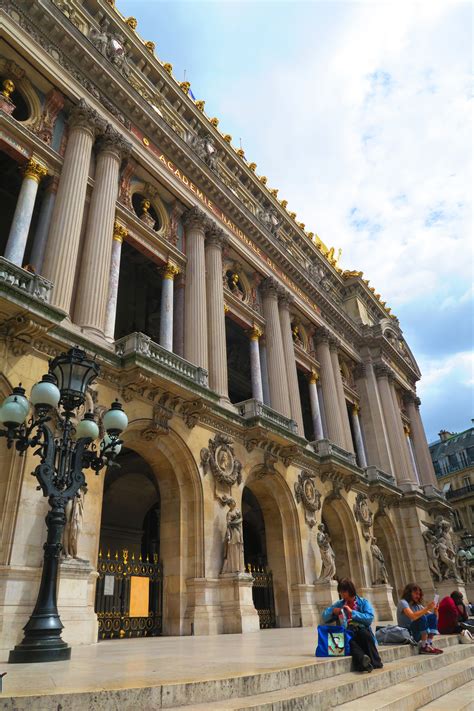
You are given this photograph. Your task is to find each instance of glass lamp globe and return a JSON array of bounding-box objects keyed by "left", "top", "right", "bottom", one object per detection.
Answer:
[
  {"left": 30, "top": 374, "right": 60, "bottom": 409},
  {"left": 0, "top": 398, "right": 27, "bottom": 428},
  {"left": 49, "top": 347, "right": 99, "bottom": 411},
  {"left": 75, "top": 412, "right": 99, "bottom": 441},
  {"left": 101, "top": 433, "right": 122, "bottom": 457},
  {"left": 103, "top": 400, "right": 128, "bottom": 435},
  {"left": 3, "top": 385, "right": 29, "bottom": 419}
]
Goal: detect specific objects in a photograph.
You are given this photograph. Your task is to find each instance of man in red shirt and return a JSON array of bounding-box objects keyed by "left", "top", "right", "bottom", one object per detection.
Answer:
[{"left": 438, "top": 591, "right": 468, "bottom": 634}]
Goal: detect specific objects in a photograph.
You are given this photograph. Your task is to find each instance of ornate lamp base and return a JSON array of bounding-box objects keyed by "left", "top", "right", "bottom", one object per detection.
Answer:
[{"left": 9, "top": 638, "right": 71, "bottom": 663}]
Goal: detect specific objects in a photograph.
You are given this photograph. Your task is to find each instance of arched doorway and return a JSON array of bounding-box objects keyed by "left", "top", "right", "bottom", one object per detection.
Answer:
[
  {"left": 95, "top": 449, "right": 163, "bottom": 639},
  {"left": 321, "top": 497, "right": 364, "bottom": 588}
]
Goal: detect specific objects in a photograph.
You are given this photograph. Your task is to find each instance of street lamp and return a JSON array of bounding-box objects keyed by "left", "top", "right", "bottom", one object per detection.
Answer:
[{"left": 0, "top": 347, "right": 128, "bottom": 663}]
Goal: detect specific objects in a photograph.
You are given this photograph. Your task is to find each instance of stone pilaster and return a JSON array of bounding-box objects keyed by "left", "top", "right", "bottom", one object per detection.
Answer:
[
  {"left": 43, "top": 100, "right": 105, "bottom": 313},
  {"left": 260, "top": 278, "right": 291, "bottom": 417},
  {"left": 354, "top": 362, "right": 394, "bottom": 474},
  {"left": 405, "top": 395, "right": 438, "bottom": 487},
  {"left": 314, "top": 329, "right": 345, "bottom": 447},
  {"left": 159, "top": 262, "right": 180, "bottom": 352},
  {"left": 350, "top": 404, "right": 368, "bottom": 468},
  {"left": 184, "top": 207, "right": 209, "bottom": 369},
  {"left": 205, "top": 225, "right": 228, "bottom": 399},
  {"left": 259, "top": 337, "right": 271, "bottom": 406},
  {"left": 278, "top": 293, "right": 304, "bottom": 434},
  {"left": 404, "top": 425, "right": 421, "bottom": 485},
  {"left": 329, "top": 341, "right": 354, "bottom": 452},
  {"left": 29, "top": 177, "right": 58, "bottom": 274},
  {"left": 104, "top": 221, "right": 127, "bottom": 341},
  {"left": 389, "top": 379, "right": 419, "bottom": 488},
  {"left": 248, "top": 325, "right": 264, "bottom": 402},
  {"left": 173, "top": 273, "right": 185, "bottom": 358},
  {"left": 4, "top": 158, "right": 48, "bottom": 267},
  {"left": 308, "top": 370, "right": 324, "bottom": 441},
  {"left": 74, "top": 126, "right": 131, "bottom": 335}
]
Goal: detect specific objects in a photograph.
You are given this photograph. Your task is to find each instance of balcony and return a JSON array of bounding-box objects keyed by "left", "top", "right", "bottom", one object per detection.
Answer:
[
  {"left": 313, "top": 438, "right": 357, "bottom": 466},
  {"left": 0, "top": 257, "right": 53, "bottom": 303},
  {"left": 445, "top": 484, "right": 474, "bottom": 501},
  {"left": 235, "top": 399, "right": 298, "bottom": 435}
]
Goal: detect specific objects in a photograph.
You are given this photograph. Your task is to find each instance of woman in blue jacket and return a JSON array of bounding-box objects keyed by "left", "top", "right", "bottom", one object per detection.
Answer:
[{"left": 322, "top": 578, "right": 383, "bottom": 672}]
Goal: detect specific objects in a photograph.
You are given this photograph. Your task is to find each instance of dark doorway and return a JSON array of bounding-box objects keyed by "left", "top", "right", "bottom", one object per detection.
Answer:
[
  {"left": 297, "top": 369, "right": 313, "bottom": 440},
  {"left": 225, "top": 316, "right": 252, "bottom": 404}
]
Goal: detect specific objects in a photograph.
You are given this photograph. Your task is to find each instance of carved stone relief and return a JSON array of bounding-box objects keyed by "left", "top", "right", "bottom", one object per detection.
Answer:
[
  {"left": 294, "top": 470, "right": 321, "bottom": 528},
  {"left": 201, "top": 433, "right": 242, "bottom": 504},
  {"left": 353, "top": 492, "right": 374, "bottom": 541}
]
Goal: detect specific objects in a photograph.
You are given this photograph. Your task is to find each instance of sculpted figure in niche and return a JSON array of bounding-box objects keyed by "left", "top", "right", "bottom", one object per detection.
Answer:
[
  {"left": 63, "top": 488, "right": 85, "bottom": 559},
  {"left": 370, "top": 537, "right": 389, "bottom": 585},
  {"left": 316, "top": 523, "right": 337, "bottom": 582},
  {"left": 227, "top": 271, "right": 244, "bottom": 300},
  {"left": 221, "top": 499, "right": 245, "bottom": 574},
  {"left": 292, "top": 324, "right": 304, "bottom": 348}
]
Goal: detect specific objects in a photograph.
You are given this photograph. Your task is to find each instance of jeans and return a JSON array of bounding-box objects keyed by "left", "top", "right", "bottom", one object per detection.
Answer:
[{"left": 409, "top": 613, "right": 439, "bottom": 642}]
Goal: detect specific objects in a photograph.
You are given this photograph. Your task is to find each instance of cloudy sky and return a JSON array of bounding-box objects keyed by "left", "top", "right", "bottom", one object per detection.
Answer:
[{"left": 117, "top": 0, "right": 472, "bottom": 442}]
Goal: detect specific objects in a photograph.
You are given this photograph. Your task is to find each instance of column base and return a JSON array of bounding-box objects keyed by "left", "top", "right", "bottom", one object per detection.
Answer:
[
  {"left": 219, "top": 572, "right": 260, "bottom": 633},
  {"left": 184, "top": 578, "right": 223, "bottom": 635}
]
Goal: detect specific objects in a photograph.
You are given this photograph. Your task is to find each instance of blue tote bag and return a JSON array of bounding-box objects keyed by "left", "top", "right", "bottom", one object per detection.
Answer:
[{"left": 315, "top": 625, "right": 352, "bottom": 657}]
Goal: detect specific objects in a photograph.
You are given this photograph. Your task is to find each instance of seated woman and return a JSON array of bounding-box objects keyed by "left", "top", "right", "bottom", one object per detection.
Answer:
[
  {"left": 438, "top": 591, "right": 470, "bottom": 634},
  {"left": 397, "top": 583, "right": 442, "bottom": 654},
  {"left": 322, "top": 578, "right": 383, "bottom": 673}
]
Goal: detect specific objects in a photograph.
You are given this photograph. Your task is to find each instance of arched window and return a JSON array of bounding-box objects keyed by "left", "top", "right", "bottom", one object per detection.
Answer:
[{"left": 132, "top": 192, "right": 161, "bottom": 231}]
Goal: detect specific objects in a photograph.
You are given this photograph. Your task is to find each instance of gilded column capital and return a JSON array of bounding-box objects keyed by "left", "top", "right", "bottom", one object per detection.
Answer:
[
  {"left": 97, "top": 125, "right": 132, "bottom": 160},
  {"left": 23, "top": 158, "right": 48, "bottom": 183},
  {"left": 352, "top": 402, "right": 360, "bottom": 415},
  {"left": 183, "top": 205, "right": 209, "bottom": 231},
  {"left": 308, "top": 369, "right": 319, "bottom": 385},
  {"left": 260, "top": 276, "right": 280, "bottom": 298},
  {"left": 162, "top": 261, "right": 180, "bottom": 280},
  {"left": 223, "top": 303, "right": 230, "bottom": 314},
  {"left": 68, "top": 98, "right": 106, "bottom": 136},
  {"left": 205, "top": 224, "right": 227, "bottom": 249},
  {"left": 113, "top": 221, "right": 127, "bottom": 242},
  {"left": 403, "top": 424, "right": 411, "bottom": 436},
  {"left": 248, "top": 324, "right": 263, "bottom": 341}
]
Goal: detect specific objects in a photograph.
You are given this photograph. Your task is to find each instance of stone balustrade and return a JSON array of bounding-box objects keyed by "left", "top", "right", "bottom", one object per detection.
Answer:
[
  {"left": 365, "top": 464, "right": 396, "bottom": 484},
  {"left": 235, "top": 398, "right": 298, "bottom": 434},
  {"left": 0, "top": 256, "right": 53, "bottom": 303},
  {"left": 312, "top": 438, "right": 357, "bottom": 466}
]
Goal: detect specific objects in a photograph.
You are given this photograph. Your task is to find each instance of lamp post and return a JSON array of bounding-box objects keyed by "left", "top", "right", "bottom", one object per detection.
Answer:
[{"left": 0, "top": 347, "right": 128, "bottom": 664}]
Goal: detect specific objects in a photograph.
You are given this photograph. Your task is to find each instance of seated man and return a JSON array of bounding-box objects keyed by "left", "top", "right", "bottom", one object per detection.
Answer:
[
  {"left": 397, "top": 583, "right": 442, "bottom": 654},
  {"left": 438, "top": 591, "right": 472, "bottom": 634}
]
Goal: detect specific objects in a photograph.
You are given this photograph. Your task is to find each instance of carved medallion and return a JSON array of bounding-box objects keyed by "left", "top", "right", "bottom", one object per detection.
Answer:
[
  {"left": 294, "top": 470, "right": 321, "bottom": 528},
  {"left": 353, "top": 492, "right": 374, "bottom": 541},
  {"left": 201, "top": 433, "right": 242, "bottom": 503}
]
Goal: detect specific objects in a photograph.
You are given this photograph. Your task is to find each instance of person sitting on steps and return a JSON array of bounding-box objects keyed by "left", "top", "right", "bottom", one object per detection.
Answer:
[
  {"left": 397, "top": 582, "right": 443, "bottom": 654},
  {"left": 322, "top": 578, "right": 383, "bottom": 673},
  {"left": 438, "top": 590, "right": 474, "bottom": 635}
]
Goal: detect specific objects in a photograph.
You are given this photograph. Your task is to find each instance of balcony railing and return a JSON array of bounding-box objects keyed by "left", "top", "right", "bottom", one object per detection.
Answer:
[
  {"left": 115, "top": 332, "right": 209, "bottom": 388},
  {"left": 365, "top": 465, "right": 396, "bottom": 485},
  {"left": 235, "top": 399, "right": 298, "bottom": 434},
  {"left": 0, "top": 257, "right": 53, "bottom": 303},
  {"left": 445, "top": 484, "right": 474, "bottom": 501},
  {"left": 313, "top": 438, "right": 357, "bottom": 466}
]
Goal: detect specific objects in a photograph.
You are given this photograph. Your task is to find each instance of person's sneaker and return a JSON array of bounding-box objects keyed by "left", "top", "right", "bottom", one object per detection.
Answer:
[
  {"left": 361, "top": 654, "right": 373, "bottom": 672},
  {"left": 419, "top": 645, "right": 435, "bottom": 654},
  {"left": 430, "top": 646, "right": 443, "bottom": 654}
]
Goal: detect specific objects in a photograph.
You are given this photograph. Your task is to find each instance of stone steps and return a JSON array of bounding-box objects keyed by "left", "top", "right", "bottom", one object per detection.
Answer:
[
  {"left": 418, "top": 680, "right": 474, "bottom": 710},
  {"left": 176, "top": 641, "right": 473, "bottom": 710}
]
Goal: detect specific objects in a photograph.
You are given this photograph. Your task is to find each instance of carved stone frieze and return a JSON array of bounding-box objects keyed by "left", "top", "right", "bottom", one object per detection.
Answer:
[
  {"left": 294, "top": 470, "right": 321, "bottom": 528},
  {"left": 353, "top": 492, "right": 374, "bottom": 541},
  {"left": 89, "top": 19, "right": 131, "bottom": 78},
  {"left": 187, "top": 131, "right": 219, "bottom": 171},
  {"left": 256, "top": 207, "right": 280, "bottom": 237}
]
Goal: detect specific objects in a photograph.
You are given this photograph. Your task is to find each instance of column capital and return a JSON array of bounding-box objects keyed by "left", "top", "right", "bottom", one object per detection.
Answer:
[
  {"left": 183, "top": 205, "right": 209, "bottom": 231},
  {"left": 313, "top": 326, "right": 331, "bottom": 345},
  {"left": 308, "top": 369, "right": 319, "bottom": 385},
  {"left": 224, "top": 303, "right": 230, "bottom": 314},
  {"left": 205, "top": 224, "right": 227, "bottom": 248},
  {"left": 248, "top": 324, "right": 262, "bottom": 341},
  {"left": 260, "top": 276, "right": 280, "bottom": 298},
  {"left": 278, "top": 290, "right": 294, "bottom": 308},
  {"left": 404, "top": 391, "right": 421, "bottom": 408},
  {"left": 68, "top": 98, "right": 106, "bottom": 136},
  {"left": 328, "top": 336, "right": 340, "bottom": 352},
  {"left": 113, "top": 220, "right": 127, "bottom": 243},
  {"left": 352, "top": 402, "right": 360, "bottom": 415},
  {"left": 374, "top": 363, "right": 391, "bottom": 380},
  {"left": 353, "top": 362, "right": 366, "bottom": 380},
  {"left": 23, "top": 158, "right": 48, "bottom": 183},
  {"left": 162, "top": 261, "right": 180, "bottom": 280},
  {"left": 403, "top": 424, "right": 411, "bottom": 436},
  {"left": 97, "top": 125, "right": 132, "bottom": 160}
]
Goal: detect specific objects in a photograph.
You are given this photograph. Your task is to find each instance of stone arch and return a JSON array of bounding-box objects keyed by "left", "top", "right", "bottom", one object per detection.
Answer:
[
  {"left": 243, "top": 467, "right": 305, "bottom": 627},
  {"left": 321, "top": 496, "right": 365, "bottom": 588},
  {"left": 97, "top": 422, "right": 204, "bottom": 635},
  {"left": 373, "top": 513, "right": 404, "bottom": 601}
]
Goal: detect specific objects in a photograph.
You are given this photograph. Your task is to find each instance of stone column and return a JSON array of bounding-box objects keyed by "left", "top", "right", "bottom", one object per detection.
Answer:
[
  {"left": 259, "top": 337, "right": 271, "bottom": 406},
  {"left": 306, "top": 370, "right": 322, "bottom": 441},
  {"left": 42, "top": 100, "right": 105, "bottom": 313},
  {"left": 184, "top": 207, "right": 209, "bottom": 369},
  {"left": 278, "top": 293, "right": 304, "bottom": 434},
  {"left": 354, "top": 361, "right": 394, "bottom": 474},
  {"left": 314, "top": 329, "right": 345, "bottom": 447},
  {"left": 260, "top": 278, "right": 291, "bottom": 417},
  {"left": 173, "top": 274, "right": 185, "bottom": 358},
  {"left": 74, "top": 127, "right": 130, "bottom": 335},
  {"left": 375, "top": 365, "right": 413, "bottom": 488},
  {"left": 389, "top": 379, "right": 419, "bottom": 488},
  {"left": 248, "top": 325, "right": 264, "bottom": 402},
  {"left": 205, "top": 225, "right": 228, "bottom": 399},
  {"left": 29, "top": 177, "right": 58, "bottom": 274},
  {"left": 104, "top": 221, "right": 127, "bottom": 341},
  {"left": 4, "top": 158, "right": 48, "bottom": 266},
  {"left": 350, "top": 404, "right": 368, "bottom": 468},
  {"left": 405, "top": 395, "right": 438, "bottom": 487},
  {"left": 330, "top": 342, "right": 354, "bottom": 452},
  {"left": 404, "top": 425, "right": 421, "bottom": 485},
  {"left": 159, "top": 262, "right": 180, "bottom": 352}
]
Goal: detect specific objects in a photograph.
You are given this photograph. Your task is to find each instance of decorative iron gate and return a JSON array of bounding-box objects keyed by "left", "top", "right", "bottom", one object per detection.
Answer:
[
  {"left": 95, "top": 549, "right": 163, "bottom": 639},
  {"left": 247, "top": 564, "right": 276, "bottom": 628}
]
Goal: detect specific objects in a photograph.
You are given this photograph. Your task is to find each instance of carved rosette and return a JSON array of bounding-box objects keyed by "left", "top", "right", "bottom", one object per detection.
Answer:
[
  {"left": 201, "top": 433, "right": 242, "bottom": 503},
  {"left": 353, "top": 492, "right": 374, "bottom": 541},
  {"left": 294, "top": 470, "right": 321, "bottom": 528}
]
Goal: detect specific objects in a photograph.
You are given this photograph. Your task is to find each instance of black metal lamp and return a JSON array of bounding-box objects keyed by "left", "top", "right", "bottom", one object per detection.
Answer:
[{"left": 0, "top": 348, "right": 127, "bottom": 664}]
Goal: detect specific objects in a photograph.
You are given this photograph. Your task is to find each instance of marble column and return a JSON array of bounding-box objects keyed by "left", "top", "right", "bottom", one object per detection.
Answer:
[
  {"left": 4, "top": 158, "right": 48, "bottom": 266},
  {"left": 248, "top": 325, "right": 264, "bottom": 402},
  {"left": 278, "top": 293, "right": 304, "bottom": 434},
  {"left": 29, "top": 177, "right": 58, "bottom": 274},
  {"left": 42, "top": 100, "right": 105, "bottom": 314},
  {"left": 350, "top": 404, "right": 368, "bottom": 468},
  {"left": 330, "top": 342, "right": 354, "bottom": 452},
  {"left": 159, "top": 262, "right": 180, "bottom": 352},
  {"left": 74, "top": 127, "right": 131, "bottom": 335},
  {"left": 173, "top": 274, "right": 185, "bottom": 358},
  {"left": 354, "top": 361, "right": 394, "bottom": 475},
  {"left": 260, "top": 278, "right": 291, "bottom": 417},
  {"left": 184, "top": 207, "right": 208, "bottom": 369},
  {"left": 389, "top": 379, "right": 419, "bottom": 487},
  {"left": 405, "top": 395, "right": 438, "bottom": 487},
  {"left": 205, "top": 226, "right": 228, "bottom": 398},
  {"left": 314, "top": 329, "right": 345, "bottom": 447},
  {"left": 404, "top": 425, "right": 421, "bottom": 485},
  {"left": 259, "top": 337, "right": 271, "bottom": 406},
  {"left": 104, "top": 221, "right": 127, "bottom": 341},
  {"left": 308, "top": 370, "right": 324, "bottom": 441},
  {"left": 375, "top": 365, "right": 413, "bottom": 488}
]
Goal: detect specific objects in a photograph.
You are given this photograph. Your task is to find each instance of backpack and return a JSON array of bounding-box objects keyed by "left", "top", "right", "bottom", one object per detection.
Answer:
[{"left": 375, "top": 625, "right": 417, "bottom": 645}]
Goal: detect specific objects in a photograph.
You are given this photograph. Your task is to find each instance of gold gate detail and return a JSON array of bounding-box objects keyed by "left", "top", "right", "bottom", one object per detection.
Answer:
[
  {"left": 95, "top": 549, "right": 163, "bottom": 639},
  {"left": 247, "top": 564, "right": 277, "bottom": 629}
]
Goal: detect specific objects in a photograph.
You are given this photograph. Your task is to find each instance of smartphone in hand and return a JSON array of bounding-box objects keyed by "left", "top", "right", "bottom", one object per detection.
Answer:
[{"left": 434, "top": 594, "right": 439, "bottom": 606}]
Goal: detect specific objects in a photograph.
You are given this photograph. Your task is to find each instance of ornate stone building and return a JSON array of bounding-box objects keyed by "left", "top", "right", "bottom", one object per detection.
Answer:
[{"left": 0, "top": 0, "right": 461, "bottom": 652}]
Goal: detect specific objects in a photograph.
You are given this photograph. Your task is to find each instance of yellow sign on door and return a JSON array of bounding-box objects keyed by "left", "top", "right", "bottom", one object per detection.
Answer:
[{"left": 129, "top": 576, "right": 149, "bottom": 617}]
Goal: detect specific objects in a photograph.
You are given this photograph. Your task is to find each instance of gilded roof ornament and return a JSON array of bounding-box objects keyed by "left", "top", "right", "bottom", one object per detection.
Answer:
[
  {"left": 342, "top": 269, "right": 363, "bottom": 279},
  {"left": 163, "top": 62, "right": 173, "bottom": 74},
  {"left": 248, "top": 162, "right": 257, "bottom": 171},
  {"left": 279, "top": 199, "right": 288, "bottom": 208},
  {"left": 126, "top": 17, "right": 137, "bottom": 30},
  {"left": 210, "top": 117, "right": 219, "bottom": 127},
  {"left": 223, "top": 134, "right": 232, "bottom": 142},
  {"left": 180, "top": 81, "right": 191, "bottom": 95},
  {"left": 144, "top": 41, "right": 155, "bottom": 53},
  {"left": 195, "top": 100, "right": 205, "bottom": 111},
  {"left": 297, "top": 222, "right": 305, "bottom": 229},
  {"left": 288, "top": 211, "right": 296, "bottom": 219},
  {"left": 236, "top": 148, "right": 245, "bottom": 157},
  {"left": 307, "top": 231, "right": 314, "bottom": 238},
  {"left": 259, "top": 175, "right": 267, "bottom": 185},
  {"left": 269, "top": 188, "right": 278, "bottom": 197}
]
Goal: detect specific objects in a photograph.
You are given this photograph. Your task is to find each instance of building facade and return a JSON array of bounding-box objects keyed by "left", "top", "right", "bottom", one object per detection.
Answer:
[{"left": 0, "top": 0, "right": 463, "bottom": 653}]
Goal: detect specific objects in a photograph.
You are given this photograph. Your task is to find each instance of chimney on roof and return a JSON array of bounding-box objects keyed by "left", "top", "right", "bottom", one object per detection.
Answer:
[{"left": 438, "top": 430, "right": 452, "bottom": 441}]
